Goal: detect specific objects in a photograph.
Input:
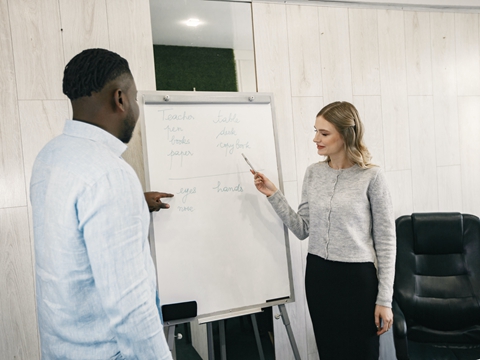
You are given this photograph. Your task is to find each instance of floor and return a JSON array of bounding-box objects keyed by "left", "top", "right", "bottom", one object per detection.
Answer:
[{"left": 175, "top": 310, "right": 276, "bottom": 360}]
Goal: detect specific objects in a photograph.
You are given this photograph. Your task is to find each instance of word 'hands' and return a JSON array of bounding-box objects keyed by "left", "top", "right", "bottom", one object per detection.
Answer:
[
  {"left": 251, "top": 170, "right": 277, "bottom": 197},
  {"left": 144, "top": 191, "right": 174, "bottom": 212}
]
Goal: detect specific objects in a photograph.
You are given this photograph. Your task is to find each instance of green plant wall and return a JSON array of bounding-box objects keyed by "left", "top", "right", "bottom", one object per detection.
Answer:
[{"left": 153, "top": 45, "right": 238, "bottom": 91}]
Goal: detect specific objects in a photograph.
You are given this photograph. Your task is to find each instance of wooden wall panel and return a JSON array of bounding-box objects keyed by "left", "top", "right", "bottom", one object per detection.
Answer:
[
  {"left": 385, "top": 170, "right": 414, "bottom": 218},
  {"left": 106, "top": 0, "right": 155, "bottom": 91},
  {"left": 458, "top": 96, "right": 480, "bottom": 216},
  {"left": 318, "top": 7, "right": 353, "bottom": 103},
  {"left": 431, "top": 12, "right": 457, "bottom": 96},
  {"left": 8, "top": 0, "right": 65, "bottom": 100},
  {"left": 106, "top": 0, "right": 157, "bottom": 189},
  {"left": 405, "top": 11, "right": 433, "bottom": 95},
  {"left": 273, "top": 181, "right": 309, "bottom": 360},
  {"left": 437, "top": 165, "right": 463, "bottom": 211},
  {"left": 0, "top": 208, "right": 39, "bottom": 359},
  {"left": 378, "top": 10, "right": 411, "bottom": 172},
  {"left": 0, "top": 0, "right": 26, "bottom": 208},
  {"left": 433, "top": 95, "right": 460, "bottom": 167},
  {"left": 291, "top": 97, "right": 323, "bottom": 358},
  {"left": 286, "top": 5, "right": 322, "bottom": 97},
  {"left": 431, "top": 12, "right": 460, "bottom": 167},
  {"left": 19, "top": 101, "right": 70, "bottom": 202},
  {"left": 353, "top": 96, "right": 385, "bottom": 168},
  {"left": 292, "top": 96, "right": 324, "bottom": 199},
  {"left": 236, "top": 59, "right": 257, "bottom": 92},
  {"left": 455, "top": 13, "right": 480, "bottom": 96},
  {"left": 19, "top": 100, "right": 70, "bottom": 275},
  {"left": 234, "top": 50, "right": 257, "bottom": 92},
  {"left": 253, "top": 2, "right": 297, "bottom": 182},
  {"left": 349, "top": 8, "right": 381, "bottom": 96},
  {"left": 59, "top": 0, "right": 110, "bottom": 64},
  {"left": 408, "top": 96, "right": 438, "bottom": 211}
]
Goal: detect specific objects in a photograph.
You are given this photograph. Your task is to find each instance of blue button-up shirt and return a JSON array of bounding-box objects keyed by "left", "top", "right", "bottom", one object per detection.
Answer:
[{"left": 30, "top": 120, "right": 172, "bottom": 360}]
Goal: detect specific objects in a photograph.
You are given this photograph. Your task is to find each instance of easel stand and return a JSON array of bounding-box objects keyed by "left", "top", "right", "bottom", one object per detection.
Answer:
[
  {"left": 206, "top": 315, "right": 265, "bottom": 360},
  {"left": 165, "top": 317, "right": 196, "bottom": 359},
  {"left": 278, "top": 304, "right": 301, "bottom": 360},
  {"left": 205, "top": 304, "right": 300, "bottom": 360}
]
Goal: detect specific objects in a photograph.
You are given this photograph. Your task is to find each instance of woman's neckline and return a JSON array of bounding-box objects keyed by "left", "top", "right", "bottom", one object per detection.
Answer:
[{"left": 326, "top": 160, "right": 356, "bottom": 171}]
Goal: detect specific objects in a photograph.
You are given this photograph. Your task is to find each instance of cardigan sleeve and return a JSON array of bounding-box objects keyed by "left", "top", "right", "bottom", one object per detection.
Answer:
[
  {"left": 267, "top": 169, "right": 310, "bottom": 240},
  {"left": 369, "top": 170, "right": 396, "bottom": 308}
]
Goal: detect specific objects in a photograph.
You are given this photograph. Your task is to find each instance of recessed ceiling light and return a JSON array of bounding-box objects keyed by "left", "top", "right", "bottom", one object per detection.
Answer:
[{"left": 185, "top": 18, "right": 201, "bottom": 27}]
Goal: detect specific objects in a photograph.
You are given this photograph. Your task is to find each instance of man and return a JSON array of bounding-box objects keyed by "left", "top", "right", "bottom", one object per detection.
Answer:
[{"left": 30, "top": 48, "right": 173, "bottom": 359}]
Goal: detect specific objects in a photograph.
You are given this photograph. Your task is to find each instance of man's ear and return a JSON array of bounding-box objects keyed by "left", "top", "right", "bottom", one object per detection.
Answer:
[{"left": 113, "top": 88, "right": 125, "bottom": 112}]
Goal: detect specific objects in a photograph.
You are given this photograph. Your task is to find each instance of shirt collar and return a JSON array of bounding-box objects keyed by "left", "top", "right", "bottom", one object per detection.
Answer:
[{"left": 63, "top": 119, "right": 128, "bottom": 157}]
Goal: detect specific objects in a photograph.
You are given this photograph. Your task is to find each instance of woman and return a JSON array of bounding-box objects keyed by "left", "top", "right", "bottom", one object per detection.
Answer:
[{"left": 252, "top": 101, "right": 396, "bottom": 360}]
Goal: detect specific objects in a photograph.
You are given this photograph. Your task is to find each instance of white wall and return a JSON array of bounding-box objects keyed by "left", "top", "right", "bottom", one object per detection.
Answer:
[
  {"left": 252, "top": 1, "right": 480, "bottom": 359},
  {"left": 235, "top": 49, "right": 257, "bottom": 92},
  {"left": 0, "top": 0, "right": 155, "bottom": 358}
]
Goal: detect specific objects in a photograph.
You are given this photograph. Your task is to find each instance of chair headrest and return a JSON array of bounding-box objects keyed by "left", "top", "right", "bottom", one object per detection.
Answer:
[{"left": 412, "top": 213, "right": 463, "bottom": 254}]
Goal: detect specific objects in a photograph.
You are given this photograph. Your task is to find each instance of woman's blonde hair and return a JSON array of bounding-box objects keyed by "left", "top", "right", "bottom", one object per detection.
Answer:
[{"left": 317, "top": 101, "right": 375, "bottom": 169}]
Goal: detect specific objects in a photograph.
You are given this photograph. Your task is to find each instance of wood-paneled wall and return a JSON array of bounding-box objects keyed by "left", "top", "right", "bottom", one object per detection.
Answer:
[
  {"left": 252, "top": 2, "right": 480, "bottom": 359},
  {"left": 0, "top": 0, "right": 155, "bottom": 358}
]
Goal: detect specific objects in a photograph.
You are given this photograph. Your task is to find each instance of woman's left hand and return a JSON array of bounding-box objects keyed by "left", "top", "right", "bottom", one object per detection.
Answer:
[{"left": 374, "top": 305, "right": 393, "bottom": 336}]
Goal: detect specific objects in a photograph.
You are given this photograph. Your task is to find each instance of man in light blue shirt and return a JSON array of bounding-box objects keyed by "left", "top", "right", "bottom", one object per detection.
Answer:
[{"left": 30, "top": 48, "right": 173, "bottom": 359}]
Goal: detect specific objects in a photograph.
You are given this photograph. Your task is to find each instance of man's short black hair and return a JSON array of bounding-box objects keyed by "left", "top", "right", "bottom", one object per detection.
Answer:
[{"left": 63, "top": 48, "right": 132, "bottom": 101}]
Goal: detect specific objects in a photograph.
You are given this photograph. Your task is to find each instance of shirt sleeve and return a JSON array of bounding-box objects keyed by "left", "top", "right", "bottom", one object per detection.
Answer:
[
  {"left": 369, "top": 170, "right": 396, "bottom": 308},
  {"left": 77, "top": 168, "right": 172, "bottom": 360},
  {"left": 267, "top": 169, "right": 310, "bottom": 240}
]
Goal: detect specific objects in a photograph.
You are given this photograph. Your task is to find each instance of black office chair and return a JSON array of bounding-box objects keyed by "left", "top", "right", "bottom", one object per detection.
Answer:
[{"left": 393, "top": 213, "right": 480, "bottom": 360}]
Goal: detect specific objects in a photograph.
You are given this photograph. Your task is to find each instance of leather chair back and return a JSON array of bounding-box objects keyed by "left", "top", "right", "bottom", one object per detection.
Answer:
[{"left": 395, "top": 213, "right": 480, "bottom": 344}]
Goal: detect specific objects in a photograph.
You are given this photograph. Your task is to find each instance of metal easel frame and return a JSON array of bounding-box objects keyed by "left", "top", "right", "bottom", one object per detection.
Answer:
[{"left": 204, "top": 304, "right": 300, "bottom": 360}]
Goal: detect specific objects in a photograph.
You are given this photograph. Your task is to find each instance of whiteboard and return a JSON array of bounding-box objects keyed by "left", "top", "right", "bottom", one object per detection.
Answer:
[{"left": 139, "top": 91, "right": 293, "bottom": 322}]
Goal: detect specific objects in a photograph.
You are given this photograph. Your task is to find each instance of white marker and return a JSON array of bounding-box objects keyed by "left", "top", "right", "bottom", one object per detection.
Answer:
[{"left": 241, "top": 153, "right": 256, "bottom": 173}]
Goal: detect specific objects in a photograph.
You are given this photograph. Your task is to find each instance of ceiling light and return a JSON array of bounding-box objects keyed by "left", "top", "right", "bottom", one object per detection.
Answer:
[{"left": 185, "top": 18, "right": 201, "bottom": 27}]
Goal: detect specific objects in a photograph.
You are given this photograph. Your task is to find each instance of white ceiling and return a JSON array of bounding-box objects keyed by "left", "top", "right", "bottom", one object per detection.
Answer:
[
  {"left": 149, "top": 0, "right": 480, "bottom": 51},
  {"left": 149, "top": 0, "right": 254, "bottom": 51}
]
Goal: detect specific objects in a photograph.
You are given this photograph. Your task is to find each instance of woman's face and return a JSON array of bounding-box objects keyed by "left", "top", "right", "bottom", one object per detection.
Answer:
[{"left": 313, "top": 115, "right": 346, "bottom": 158}]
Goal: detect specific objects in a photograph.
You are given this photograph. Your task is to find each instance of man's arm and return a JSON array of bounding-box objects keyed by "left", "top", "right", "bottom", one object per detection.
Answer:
[{"left": 78, "top": 169, "right": 172, "bottom": 360}]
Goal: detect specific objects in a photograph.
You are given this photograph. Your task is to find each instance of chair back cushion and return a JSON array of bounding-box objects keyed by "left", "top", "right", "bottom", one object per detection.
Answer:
[{"left": 394, "top": 213, "right": 480, "bottom": 344}]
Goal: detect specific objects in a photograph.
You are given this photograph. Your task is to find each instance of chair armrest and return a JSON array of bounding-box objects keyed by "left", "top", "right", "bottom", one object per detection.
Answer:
[
  {"left": 392, "top": 298, "right": 410, "bottom": 360},
  {"left": 392, "top": 298, "right": 407, "bottom": 339}
]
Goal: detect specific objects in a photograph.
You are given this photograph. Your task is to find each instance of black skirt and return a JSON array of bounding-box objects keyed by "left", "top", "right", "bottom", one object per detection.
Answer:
[{"left": 305, "top": 253, "right": 380, "bottom": 360}]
